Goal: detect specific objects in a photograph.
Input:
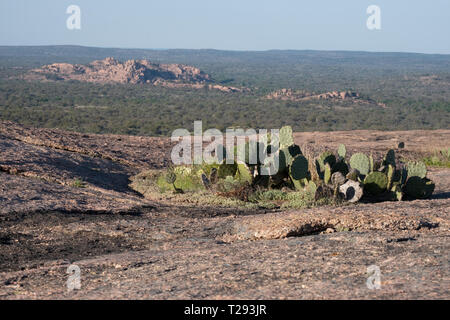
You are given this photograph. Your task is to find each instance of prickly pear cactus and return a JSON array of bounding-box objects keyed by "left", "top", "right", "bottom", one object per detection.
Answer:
[
  {"left": 391, "top": 184, "right": 403, "bottom": 201},
  {"left": 280, "top": 144, "right": 302, "bottom": 170},
  {"left": 369, "top": 154, "right": 374, "bottom": 172},
  {"left": 305, "top": 180, "right": 317, "bottom": 198},
  {"left": 407, "top": 161, "right": 427, "bottom": 179},
  {"left": 405, "top": 176, "right": 427, "bottom": 199},
  {"left": 317, "top": 151, "right": 336, "bottom": 172},
  {"left": 383, "top": 149, "right": 396, "bottom": 167},
  {"left": 346, "top": 168, "right": 360, "bottom": 181},
  {"left": 400, "top": 167, "right": 408, "bottom": 185},
  {"left": 324, "top": 163, "right": 332, "bottom": 184},
  {"left": 364, "top": 172, "right": 388, "bottom": 195},
  {"left": 332, "top": 161, "right": 349, "bottom": 176},
  {"left": 289, "top": 155, "right": 309, "bottom": 181},
  {"left": 386, "top": 164, "right": 395, "bottom": 190},
  {"left": 237, "top": 163, "right": 253, "bottom": 184},
  {"left": 279, "top": 125, "right": 294, "bottom": 148},
  {"left": 349, "top": 153, "right": 370, "bottom": 176},
  {"left": 337, "top": 144, "right": 346, "bottom": 159},
  {"left": 218, "top": 162, "right": 237, "bottom": 179}
]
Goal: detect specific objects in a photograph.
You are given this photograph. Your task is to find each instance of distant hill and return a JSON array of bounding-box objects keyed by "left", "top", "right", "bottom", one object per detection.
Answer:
[
  {"left": 2, "top": 45, "right": 450, "bottom": 90},
  {"left": 0, "top": 45, "right": 448, "bottom": 135}
]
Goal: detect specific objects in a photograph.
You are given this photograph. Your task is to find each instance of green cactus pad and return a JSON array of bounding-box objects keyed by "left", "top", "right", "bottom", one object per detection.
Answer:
[
  {"left": 364, "top": 172, "right": 388, "bottom": 195},
  {"left": 324, "top": 163, "right": 332, "bottom": 184},
  {"left": 289, "top": 155, "right": 309, "bottom": 181},
  {"left": 349, "top": 153, "right": 370, "bottom": 176},
  {"left": 369, "top": 154, "right": 374, "bottom": 172},
  {"left": 400, "top": 167, "right": 408, "bottom": 185},
  {"left": 407, "top": 161, "right": 427, "bottom": 179},
  {"left": 405, "top": 176, "right": 427, "bottom": 199},
  {"left": 332, "top": 161, "right": 349, "bottom": 176},
  {"left": 391, "top": 184, "right": 403, "bottom": 201},
  {"left": 218, "top": 162, "right": 237, "bottom": 179},
  {"left": 317, "top": 151, "right": 336, "bottom": 172},
  {"left": 383, "top": 149, "right": 396, "bottom": 167},
  {"left": 237, "top": 163, "right": 253, "bottom": 184},
  {"left": 386, "top": 164, "right": 395, "bottom": 190},
  {"left": 337, "top": 144, "right": 346, "bottom": 159},
  {"left": 279, "top": 125, "right": 294, "bottom": 148},
  {"left": 280, "top": 144, "right": 302, "bottom": 169},
  {"left": 305, "top": 180, "right": 317, "bottom": 197}
]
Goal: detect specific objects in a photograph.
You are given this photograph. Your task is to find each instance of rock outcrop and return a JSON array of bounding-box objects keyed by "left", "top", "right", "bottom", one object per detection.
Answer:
[
  {"left": 28, "top": 57, "right": 211, "bottom": 84},
  {"left": 266, "top": 89, "right": 360, "bottom": 101},
  {"left": 266, "top": 88, "right": 386, "bottom": 107},
  {"left": 27, "top": 58, "right": 249, "bottom": 93}
]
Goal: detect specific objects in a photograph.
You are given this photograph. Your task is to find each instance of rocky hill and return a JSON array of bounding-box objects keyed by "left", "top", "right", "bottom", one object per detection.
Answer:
[
  {"left": 266, "top": 88, "right": 387, "bottom": 107},
  {"left": 26, "top": 57, "right": 246, "bottom": 92}
]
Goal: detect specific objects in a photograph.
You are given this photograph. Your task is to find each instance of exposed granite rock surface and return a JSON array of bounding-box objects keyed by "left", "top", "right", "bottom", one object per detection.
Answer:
[{"left": 0, "top": 121, "right": 448, "bottom": 299}]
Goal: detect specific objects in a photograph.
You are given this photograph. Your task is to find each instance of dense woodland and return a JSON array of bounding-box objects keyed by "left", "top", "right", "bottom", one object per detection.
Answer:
[{"left": 0, "top": 46, "right": 449, "bottom": 135}]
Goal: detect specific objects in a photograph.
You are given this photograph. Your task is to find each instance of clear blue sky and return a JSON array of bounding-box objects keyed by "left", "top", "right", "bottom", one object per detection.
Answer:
[{"left": 1, "top": 0, "right": 449, "bottom": 54}]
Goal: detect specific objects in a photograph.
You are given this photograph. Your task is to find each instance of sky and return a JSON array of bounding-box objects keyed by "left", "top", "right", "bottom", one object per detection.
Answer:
[{"left": 0, "top": 0, "right": 449, "bottom": 54}]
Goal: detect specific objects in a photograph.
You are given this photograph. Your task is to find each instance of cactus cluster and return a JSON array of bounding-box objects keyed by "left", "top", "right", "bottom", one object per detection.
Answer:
[{"left": 157, "top": 126, "right": 435, "bottom": 203}]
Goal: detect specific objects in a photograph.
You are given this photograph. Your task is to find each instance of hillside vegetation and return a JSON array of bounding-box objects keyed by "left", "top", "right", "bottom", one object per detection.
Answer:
[{"left": 0, "top": 46, "right": 449, "bottom": 135}]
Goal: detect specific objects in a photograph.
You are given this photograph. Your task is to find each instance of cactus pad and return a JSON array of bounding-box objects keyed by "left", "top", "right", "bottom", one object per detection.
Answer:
[
  {"left": 386, "top": 164, "right": 395, "bottom": 189},
  {"left": 349, "top": 153, "right": 370, "bottom": 176},
  {"left": 218, "top": 162, "right": 237, "bottom": 179},
  {"left": 305, "top": 180, "right": 317, "bottom": 197},
  {"left": 383, "top": 149, "right": 396, "bottom": 167},
  {"left": 317, "top": 151, "right": 336, "bottom": 172},
  {"left": 237, "top": 163, "right": 253, "bottom": 184},
  {"left": 407, "top": 161, "right": 427, "bottom": 179},
  {"left": 279, "top": 125, "right": 294, "bottom": 148},
  {"left": 405, "top": 176, "right": 427, "bottom": 199},
  {"left": 391, "top": 184, "right": 403, "bottom": 201},
  {"left": 332, "top": 161, "right": 349, "bottom": 176},
  {"left": 324, "top": 163, "right": 332, "bottom": 184},
  {"left": 337, "top": 144, "right": 346, "bottom": 159},
  {"left": 280, "top": 144, "right": 302, "bottom": 169},
  {"left": 364, "top": 172, "right": 388, "bottom": 195},
  {"left": 289, "top": 155, "right": 309, "bottom": 181}
]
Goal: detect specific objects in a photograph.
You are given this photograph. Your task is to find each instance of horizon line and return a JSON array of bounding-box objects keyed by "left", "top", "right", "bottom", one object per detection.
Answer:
[{"left": 0, "top": 44, "right": 449, "bottom": 56}]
